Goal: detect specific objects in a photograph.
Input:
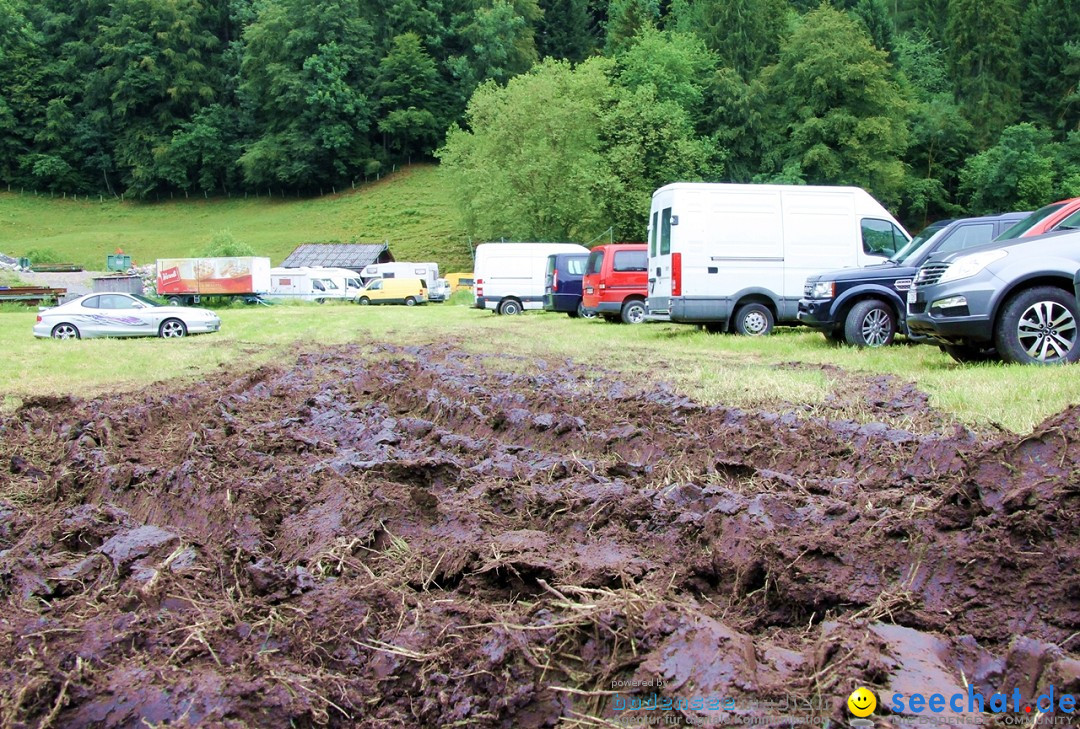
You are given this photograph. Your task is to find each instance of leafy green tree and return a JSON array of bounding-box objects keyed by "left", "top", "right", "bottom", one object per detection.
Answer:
[
  {"left": 239, "top": 0, "right": 377, "bottom": 188},
  {"left": 438, "top": 58, "right": 615, "bottom": 241},
  {"left": 198, "top": 229, "right": 255, "bottom": 257},
  {"left": 599, "top": 84, "right": 719, "bottom": 238},
  {"left": 446, "top": 0, "right": 540, "bottom": 96},
  {"left": 852, "top": 0, "right": 895, "bottom": 57},
  {"left": 375, "top": 33, "right": 441, "bottom": 159},
  {"left": 758, "top": 5, "right": 910, "bottom": 205},
  {"left": 604, "top": 0, "right": 659, "bottom": 55},
  {"left": 614, "top": 28, "right": 719, "bottom": 130},
  {"left": 535, "top": 0, "right": 596, "bottom": 61},
  {"left": 945, "top": 0, "right": 1021, "bottom": 146},
  {"left": 1019, "top": 0, "right": 1080, "bottom": 133},
  {"left": 668, "top": 0, "right": 790, "bottom": 80},
  {"left": 958, "top": 123, "right": 1056, "bottom": 213},
  {"left": 894, "top": 30, "right": 973, "bottom": 224}
]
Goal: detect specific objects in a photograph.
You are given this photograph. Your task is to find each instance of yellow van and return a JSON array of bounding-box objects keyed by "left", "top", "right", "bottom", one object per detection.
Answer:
[
  {"left": 445, "top": 272, "right": 475, "bottom": 293},
  {"left": 356, "top": 277, "right": 428, "bottom": 306}
]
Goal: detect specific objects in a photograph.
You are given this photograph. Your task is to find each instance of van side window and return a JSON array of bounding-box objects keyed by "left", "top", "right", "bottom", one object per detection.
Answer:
[
  {"left": 614, "top": 250, "right": 647, "bottom": 272},
  {"left": 660, "top": 208, "right": 672, "bottom": 255},
  {"left": 566, "top": 257, "right": 587, "bottom": 275},
  {"left": 587, "top": 251, "right": 603, "bottom": 274},
  {"left": 935, "top": 223, "right": 996, "bottom": 254},
  {"left": 650, "top": 212, "right": 659, "bottom": 257},
  {"left": 861, "top": 219, "right": 903, "bottom": 257}
]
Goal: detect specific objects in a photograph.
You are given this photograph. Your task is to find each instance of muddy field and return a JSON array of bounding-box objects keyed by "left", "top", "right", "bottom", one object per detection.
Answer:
[{"left": 1, "top": 343, "right": 1078, "bottom": 728}]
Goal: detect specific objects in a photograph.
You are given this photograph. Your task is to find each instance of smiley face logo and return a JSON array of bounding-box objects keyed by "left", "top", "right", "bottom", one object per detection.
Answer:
[{"left": 848, "top": 687, "right": 877, "bottom": 717}]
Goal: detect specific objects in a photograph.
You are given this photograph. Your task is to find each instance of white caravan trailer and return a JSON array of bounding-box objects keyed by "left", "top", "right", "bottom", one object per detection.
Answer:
[
  {"left": 360, "top": 262, "right": 440, "bottom": 290},
  {"left": 645, "top": 183, "right": 910, "bottom": 335},
  {"left": 268, "top": 267, "right": 347, "bottom": 302},
  {"left": 473, "top": 242, "right": 590, "bottom": 315}
]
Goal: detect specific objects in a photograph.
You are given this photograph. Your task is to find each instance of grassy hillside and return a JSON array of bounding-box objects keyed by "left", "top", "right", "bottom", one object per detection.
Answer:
[{"left": 0, "top": 164, "right": 475, "bottom": 272}]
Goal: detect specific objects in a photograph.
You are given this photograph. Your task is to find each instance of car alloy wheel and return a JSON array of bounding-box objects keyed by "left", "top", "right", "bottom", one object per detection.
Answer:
[
  {"left": 160, "top": 319, "right": 187, "bottom": 338},
  {"left": 1016, "top": 300, "right": 1076, "bottom": 362},
  {"left": 51, "top": 323, "right": 79, "bottom": 339}
]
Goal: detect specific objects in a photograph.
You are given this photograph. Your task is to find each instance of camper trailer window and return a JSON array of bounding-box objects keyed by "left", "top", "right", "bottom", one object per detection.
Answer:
[{"left": 650, "top": 212, "right": 659, "bottom": 257}]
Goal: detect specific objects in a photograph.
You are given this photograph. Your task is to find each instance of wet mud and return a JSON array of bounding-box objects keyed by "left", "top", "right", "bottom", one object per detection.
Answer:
[{"left": 0, "top": 343, "right": 1077, "bottom": 728}]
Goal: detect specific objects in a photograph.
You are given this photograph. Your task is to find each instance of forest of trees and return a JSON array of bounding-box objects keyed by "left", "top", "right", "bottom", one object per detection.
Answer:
[{"left": 0, "top": 0, "right": 1077, "bottom": 240}]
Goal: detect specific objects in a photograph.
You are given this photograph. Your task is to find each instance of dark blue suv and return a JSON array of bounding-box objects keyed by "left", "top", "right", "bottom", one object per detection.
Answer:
[
  {"left": 543, "top": 253, "right": 592, "bottom": 317},
  {"left": 798, "top": 212, "right": 1028, "bottom": 346}
]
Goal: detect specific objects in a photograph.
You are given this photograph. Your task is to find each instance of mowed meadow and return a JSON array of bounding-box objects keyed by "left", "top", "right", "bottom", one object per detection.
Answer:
[{"left": 0, "top": 164, "right": 473, "bottom": 272}]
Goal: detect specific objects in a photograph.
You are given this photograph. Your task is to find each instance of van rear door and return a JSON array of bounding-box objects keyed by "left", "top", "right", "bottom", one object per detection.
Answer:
[{"left": 648, "top": 206, "right": 674, "bottom": 313}]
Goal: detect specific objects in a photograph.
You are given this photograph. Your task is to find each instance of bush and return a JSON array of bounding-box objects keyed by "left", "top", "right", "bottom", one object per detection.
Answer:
[
  {"left": 23, "top": 248, "right": 63, "bottom": 264},
  {"left": 197, "top": 230, "right": 256, "bottom": 258}
]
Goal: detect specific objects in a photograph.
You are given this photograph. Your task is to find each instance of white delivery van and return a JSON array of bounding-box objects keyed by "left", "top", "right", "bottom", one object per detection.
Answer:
[
  {"left": 303, "top": 267, "right": 364, "bottom": 300},
  {"left": 361, "top": 262, "right": 440, "bottom": 290},
  {"left": 473, "top": 242, "right": 590, "bottom": 315},
  {"left": 645, "top": 183, "right": 910, "bottom": 335},
  {"left": 268, "top": 267, "right": 347, "bottom": 302}
]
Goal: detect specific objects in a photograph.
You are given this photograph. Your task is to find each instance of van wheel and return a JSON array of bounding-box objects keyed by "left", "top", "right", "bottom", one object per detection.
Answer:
[
  {"left": 733, "top": 303, "right": 774, "bottom": 336},
  {"left": 405, "top": 297, "right": 417, "bottom": 307},
  {"left": 621, "top": 299, "right": 647, "bottom": 324},
  {"left": 578, "top": 302, "right": 596, "bottom": 319},
  {"left": 358, "top": 297, "right": 370, "bottom": 305},
  {"left": 994, "top": 286, "right": 1080, "bottom": 364},
  {"left": 844, "top": 300, "right": 896, "bottom": 347},
  {"left": 498, "top": 298, "right": 522, "bottom": 315}
]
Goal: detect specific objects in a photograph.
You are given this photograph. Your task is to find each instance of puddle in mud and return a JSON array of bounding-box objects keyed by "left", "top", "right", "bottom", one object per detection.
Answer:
[{"left": 1, "top": 343, "right": 1077, "bottom": 727}]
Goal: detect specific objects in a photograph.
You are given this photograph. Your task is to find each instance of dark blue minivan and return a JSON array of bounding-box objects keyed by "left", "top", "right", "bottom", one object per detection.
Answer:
[{"left": 543, "top": 253, "right": 592, "bottom": 318}]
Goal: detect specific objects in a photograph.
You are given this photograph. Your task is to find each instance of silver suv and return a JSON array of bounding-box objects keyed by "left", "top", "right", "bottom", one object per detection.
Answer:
[{"left": 906, "top": 229, "right": 1080, "bottom": 364}]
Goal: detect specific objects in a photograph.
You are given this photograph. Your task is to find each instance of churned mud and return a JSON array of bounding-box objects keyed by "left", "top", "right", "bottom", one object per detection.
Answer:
[{"left": 1, "top": 343, "right": 1077, "bottom": 728}]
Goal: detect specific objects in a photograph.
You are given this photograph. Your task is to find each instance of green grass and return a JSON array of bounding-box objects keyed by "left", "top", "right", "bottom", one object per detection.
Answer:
[
  {"left": 4, "top": 304, "right": 1080, "bottom": 433},
  {"left": 0, "top": 164, "right": 473, "bottom": 273}
]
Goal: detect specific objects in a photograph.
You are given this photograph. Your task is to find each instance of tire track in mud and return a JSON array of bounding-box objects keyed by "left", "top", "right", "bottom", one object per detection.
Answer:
[{"left": 0, "top": 343, "right": 1077, "bottom": 728}]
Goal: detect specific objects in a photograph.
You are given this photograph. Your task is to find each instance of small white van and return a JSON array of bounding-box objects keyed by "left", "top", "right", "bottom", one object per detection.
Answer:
[
  {"left": 646, "top": 183, "right": 910, "bottom": 334},
  {"left": 474, "top": 242, "right": 591, "bottom": 314},
  {"left": 304, "top": 267, "right": 364, "bottom": 300}
]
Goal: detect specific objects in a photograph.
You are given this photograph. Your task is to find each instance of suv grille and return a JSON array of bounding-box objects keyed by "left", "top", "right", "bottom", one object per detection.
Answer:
[{"left": 915, "top": 262, "right": 950, "bottom": 287}]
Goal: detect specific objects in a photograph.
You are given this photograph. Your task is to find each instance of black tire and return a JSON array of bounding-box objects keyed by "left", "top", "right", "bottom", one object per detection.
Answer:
[
  {"left": 159, "top": 318, "right": 187, "bottom": 338},
  {"left": 621, "top": 299, "right": 647, "bottom": 325},
  {"left": 578, "top": 302, "right": 597, "bottom": 319},
  {"left": 823, "top": 328, "right": 844, "bottom": 344},
  {"left": 167, "top": 296, "right": 184, "bottom": 306},
  {"left": 405, "top": 297, "right": 416, "bottom": 307},
  {"left": 602, "top": 314, "right": 619, "bottom": 323},
  {"left": 844, "top": 299, "right": 897, "bottom": 347},
  {"left": 358, "top": 297, "right": 370, "bottom": 306},
  {"left": 941, "top": 343, "right": 998, "bottom": 363},
  {"left": 994, "top": 286, "right": 1080, "bottom": 365},
  {"left": 497, "top": 298, "right": 522, "bottom": 315},
  {"left": 567, "top": 307, "right": 580, "bottom": 318},
  {"left": 733, "top": 303, "right": 774, "bottom": 336},
  {"left": 51, "top": 323, "right": 80, "bottom": 340}
]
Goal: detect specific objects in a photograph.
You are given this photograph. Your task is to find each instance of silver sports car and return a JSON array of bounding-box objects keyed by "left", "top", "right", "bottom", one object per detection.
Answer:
[{"left": 33, "top": 292, "right": 221, "bottom": 339}]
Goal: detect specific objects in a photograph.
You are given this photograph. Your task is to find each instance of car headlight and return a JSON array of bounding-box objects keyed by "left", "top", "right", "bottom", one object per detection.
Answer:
[
  {"left": 938, "top": 250, "right": 1008, "bottom": 284},
  {"left": 808, "top": 281, "right": 835, "bottom": 299}
]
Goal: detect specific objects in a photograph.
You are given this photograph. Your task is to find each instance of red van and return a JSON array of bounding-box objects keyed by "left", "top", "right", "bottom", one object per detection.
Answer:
[{"left": 581, "top": 243, "right": 649, "bottom": 323}]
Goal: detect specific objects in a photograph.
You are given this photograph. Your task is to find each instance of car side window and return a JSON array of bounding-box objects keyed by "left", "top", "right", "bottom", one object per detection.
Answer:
[
  {"left": 1054, "top": 209, "right": 1080, "bottom": 230},
  {"left": 935, "top": 223, "right": 996, "bottom": 254},
  {"left": 614, "top": 250, "right": 647, "bottom": 272},
  {"left": 81, "top": 296, "right": 101, "bottom": 309},
  {"left": 862, "top": 219, "right": 903, "bottom": 257}
]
